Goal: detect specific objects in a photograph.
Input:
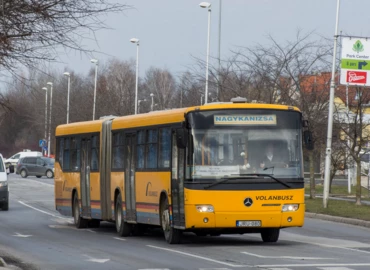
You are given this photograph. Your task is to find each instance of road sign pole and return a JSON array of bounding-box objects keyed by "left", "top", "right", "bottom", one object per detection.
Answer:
[{"left": 323, "top": 0, "right": 341, "bottom": 209}]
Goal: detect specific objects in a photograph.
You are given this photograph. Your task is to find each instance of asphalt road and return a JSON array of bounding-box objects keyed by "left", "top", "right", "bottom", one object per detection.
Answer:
[{"left": 1, "top": 174, "right": 370, "bottom": 270}]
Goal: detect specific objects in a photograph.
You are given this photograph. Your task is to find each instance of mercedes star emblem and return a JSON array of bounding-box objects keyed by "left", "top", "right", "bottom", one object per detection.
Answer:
[{"left": 244, "top": 197, "right": 253, "bottom": 207}]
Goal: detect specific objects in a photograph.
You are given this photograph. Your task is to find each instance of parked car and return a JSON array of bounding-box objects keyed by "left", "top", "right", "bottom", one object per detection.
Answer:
[
  {"left": 5, "top": 150, "right": 42, "bottom": 168},
  {"left": 0, "top": 153, "right": 13, "bottom": 211},
  {"left": 16, "top": 157, "right": 54, "bottom": 178}
]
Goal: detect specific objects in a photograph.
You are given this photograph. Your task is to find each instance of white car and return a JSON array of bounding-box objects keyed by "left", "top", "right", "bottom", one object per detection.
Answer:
[
  {"left": 5, "top": 150, "right": 42, "bottom": 168},
  {"left": 0, "top": 153, "right": 13, "bottom": 211}
]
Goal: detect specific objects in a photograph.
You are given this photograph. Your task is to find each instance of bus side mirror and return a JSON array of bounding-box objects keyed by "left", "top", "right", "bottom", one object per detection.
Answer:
[
  {"left": 176, "top": 128, "right": 188, "bottom": 149},
  {"left": 304, "top": 130, "right": 314, "bottom": 150}
]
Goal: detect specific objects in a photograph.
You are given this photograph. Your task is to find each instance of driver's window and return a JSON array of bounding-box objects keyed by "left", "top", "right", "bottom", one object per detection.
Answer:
[{"left": 13, "top": 154, "right": 20, "bottom": 159}]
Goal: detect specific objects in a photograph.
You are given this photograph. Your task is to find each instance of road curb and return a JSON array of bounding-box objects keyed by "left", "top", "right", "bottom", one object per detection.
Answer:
[{"left": 305, "top": 212, "right": 370, "bottom": 228}]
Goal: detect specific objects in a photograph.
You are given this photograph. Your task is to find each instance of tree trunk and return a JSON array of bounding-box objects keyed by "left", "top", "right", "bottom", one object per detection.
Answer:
[
  {"left": 309, "top": 150, "right": 315, "bottom": 199},
  {"left": 356, "top": 160, "right": 362, "bottom": 206}
]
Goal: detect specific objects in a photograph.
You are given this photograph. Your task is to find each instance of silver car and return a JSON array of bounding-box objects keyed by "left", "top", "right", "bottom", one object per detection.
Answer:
[{"left": 16, "top": 157, "right": 54, "bottom": 178}]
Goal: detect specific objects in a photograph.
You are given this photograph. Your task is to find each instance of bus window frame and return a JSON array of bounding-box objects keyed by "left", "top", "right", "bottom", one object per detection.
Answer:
[
  {"left": 111, "top": 131, "right": 125, "bottom": 171},
  {"left": 56, "top": 132, "right": 100, "bottom": 173},
  {"left": 115, "top": 124, "right": 181, "bottom": 173}
]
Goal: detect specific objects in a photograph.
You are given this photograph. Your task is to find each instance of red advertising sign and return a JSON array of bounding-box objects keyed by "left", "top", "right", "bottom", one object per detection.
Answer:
[{"left": 346, "top": 71, "right": 367, "bottom": 84}]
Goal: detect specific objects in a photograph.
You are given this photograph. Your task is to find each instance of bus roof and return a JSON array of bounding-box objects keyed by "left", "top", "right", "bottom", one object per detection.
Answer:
[
  {"left": 56, "top": 102, "right": 301, "bottom": 134},
  {"left": 112, "top": 102, "right": 301, "bottom": 129},
  {"left": 56, "top": 118, "right": 107, "bottom": 136}
]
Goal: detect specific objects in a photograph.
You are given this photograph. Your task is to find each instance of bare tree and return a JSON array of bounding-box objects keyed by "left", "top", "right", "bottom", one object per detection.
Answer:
[
  {"left": 336, "top": 87, "right": 370, "bottom": 205},
  {"left": 0, "top": 0, "right": 128, "bottom": 71},
  {"left": 142, "top": 67, "right": 177, "bottom": 111}
]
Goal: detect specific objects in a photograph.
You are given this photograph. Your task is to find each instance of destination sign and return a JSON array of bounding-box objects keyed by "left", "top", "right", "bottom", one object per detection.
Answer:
[{"left": 214, "top": 115, "right": 277, "bottom": 126}]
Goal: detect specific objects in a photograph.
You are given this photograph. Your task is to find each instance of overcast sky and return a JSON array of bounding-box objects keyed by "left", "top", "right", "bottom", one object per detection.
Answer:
[{"left": 55, "top": 0, "right": 370, "bottom": 78}]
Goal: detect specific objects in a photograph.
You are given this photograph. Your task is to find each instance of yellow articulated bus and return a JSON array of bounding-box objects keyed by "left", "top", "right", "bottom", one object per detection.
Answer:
[{"left": 54, "top": 97, "right": 313, "bottom": 244}]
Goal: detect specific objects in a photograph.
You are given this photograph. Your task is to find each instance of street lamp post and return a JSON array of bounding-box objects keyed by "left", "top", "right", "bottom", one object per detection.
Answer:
[
  {"left": 130, "top": 38, "right": 140, "bottom": 114},
  {"left": 323, "top": 0, "right": 341, "bottom": 208},
  {"left": 150, "top": 93, "right": 154, "bottom": 111},
  {"left": 42, "top": 87, "right": 48, "bottom": 156},
  {"left": 64, "top": 72, "right": 71, "bottom": 124},
  {"left": 138, "top": 99, "right": 146, "bottom": 114},
  {"left": 46, "top": 82, "right": 53, "bottom": 157},
  {"left": 217, "top": 0, "right": 222, "bottom": 101},
  {"left": 200, "top": 2, "right": 211, "bottom": 104},
  {"left": 91, "top": 59, "right": 98, "bottom": 120}
]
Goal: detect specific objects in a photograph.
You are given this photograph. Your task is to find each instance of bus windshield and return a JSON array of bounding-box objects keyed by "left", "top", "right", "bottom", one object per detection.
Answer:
[{"left": 186, "top": 109, "right": 303, "bottom": 181}]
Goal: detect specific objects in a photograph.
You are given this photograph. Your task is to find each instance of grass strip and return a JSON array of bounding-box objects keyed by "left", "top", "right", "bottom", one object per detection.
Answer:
[{"left": 305, "top": 198, "right": 370, "bottom": 221}]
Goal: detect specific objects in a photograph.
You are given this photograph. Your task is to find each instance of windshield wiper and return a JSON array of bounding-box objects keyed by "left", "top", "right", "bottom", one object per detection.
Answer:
[
  {"left": 238, "top": 173, "right": 291, "bottom": 188},
  {"left": 203, "top": 173, "right": 292, "bottom": 189},
  {"left": 203, "top": 175, "right": 259, "bottom": 190}
]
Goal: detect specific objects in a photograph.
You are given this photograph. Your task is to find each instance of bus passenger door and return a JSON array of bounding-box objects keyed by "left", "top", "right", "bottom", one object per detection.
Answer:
[
  {"left": 80, "top": 138, "right": 91, "bottom": 217},
  {"left": 171, "top": 131, "right": 185, "bottom": 227},
  {"left": 124, "top": 134, "right": 137, "bottom": 223}
]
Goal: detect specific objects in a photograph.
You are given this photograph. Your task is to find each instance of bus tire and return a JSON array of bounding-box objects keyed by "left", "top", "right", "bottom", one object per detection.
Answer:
[
  {"left": 115, "top": 195, "right": 132, "bottom": 237},
  {"left": 160, "top": 196, "right": 181, "bottom": 244},
  {"left": 73, "top": 195, "right": 88, "bottom": 229},
  {"left": 2, "top": 200, "right": 9, "bottom": 211},
  {"left": 261, "top": 228, "right": 280, "bottom": 243}
]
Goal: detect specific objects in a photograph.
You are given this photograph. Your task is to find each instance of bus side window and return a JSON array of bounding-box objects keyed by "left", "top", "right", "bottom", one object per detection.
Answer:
[
  {"left": 91, "top": 135, "right": 99, "bottom": 171},
  {"left": 159, "top": 128, "right": 171, "bottom": 168},
  {"left": 63, "top": 138, "right": 70, "bottom": 170}
]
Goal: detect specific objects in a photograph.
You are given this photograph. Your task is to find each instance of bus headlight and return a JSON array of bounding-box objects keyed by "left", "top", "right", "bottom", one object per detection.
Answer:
[
  {"left": 196, "top": 205, "right": 214, "bottom": 213},
  {"left": 282, "top": 204, "right": 299, "bottom": 212}
]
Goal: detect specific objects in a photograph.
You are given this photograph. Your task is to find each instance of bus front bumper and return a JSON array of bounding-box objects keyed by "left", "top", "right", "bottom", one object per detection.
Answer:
[{"left": 185, "top": 204, "right": 305, "bottom": 229}]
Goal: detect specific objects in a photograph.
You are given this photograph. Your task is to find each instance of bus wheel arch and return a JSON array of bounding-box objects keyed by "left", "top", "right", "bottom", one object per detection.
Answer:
[
  {"left": 160, "top": 193, "right": 181, "bottom": 244},
  {"left": 73, "top": 191, "right": 88, "bottom": 229}
]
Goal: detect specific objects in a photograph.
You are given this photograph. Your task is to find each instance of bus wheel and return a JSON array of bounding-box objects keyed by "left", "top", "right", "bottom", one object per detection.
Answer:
[
  {"left": 73, "top": 195, "right": 88, "bottom": 229},
  {"left": 160, "top": 197, "right": 181, "bottom": 244},
  {"left": 1, "top": 200, "right": 9, "bottom": 211},
  {"left": 261, "top": 228, "right": 280, "bottom": 243},
  {"left": 115, "top": 195, "right": 132, "bottom": 237}
]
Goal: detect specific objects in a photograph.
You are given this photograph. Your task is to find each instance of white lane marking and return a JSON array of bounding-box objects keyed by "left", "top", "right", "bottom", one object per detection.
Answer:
[
  {"left": 265, "top": 268, "right": 292, "bottom": 270},
  {"left": 268, "top": 267, "right": 292, "bottom": 270},
  {"left": 12, "top": 232, "right": 32, "bottom": 238},
  {"left": 199, "top": 268, "right": 232, "bottom": 270},
  {"left": 146, "top": 245, "right": 244, "bottom": 268},
  {"left": 50, "top": 218, "right": 74, "bottom": 224},
  {"left": 83, "top": 255, "right": 110, "bottom": 263},
  {"left": 113, "top": 237, "right": 126, "bottom": 241},
  {"left": 241, "top": 251, "right": 332, "bottom": 260},
  {"left": 49, "top": 225, "right": 74, "bottom": 229},
  {"left": 318, "top": 267, "right": 355, "bottom": 270},
  {"left": 86, "top": 229, "right": 96, "bottom": 233},
  {"left": 18, "top": 200, "right": 71, "bottom": 221},
  {"left": 256, "top": 263, "right": 370, "bottom": 268},
  {"left": 13, "top": 178, "right": 53, "bottom": 187},
  {"left": 297, "top": 241, "right": 370, "bottom": 256}
]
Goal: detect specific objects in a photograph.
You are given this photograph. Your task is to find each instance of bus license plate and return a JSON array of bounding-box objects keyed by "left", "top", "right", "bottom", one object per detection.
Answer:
[{"left": 236, "top": 220, "right": 261, "bottom": 227}]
